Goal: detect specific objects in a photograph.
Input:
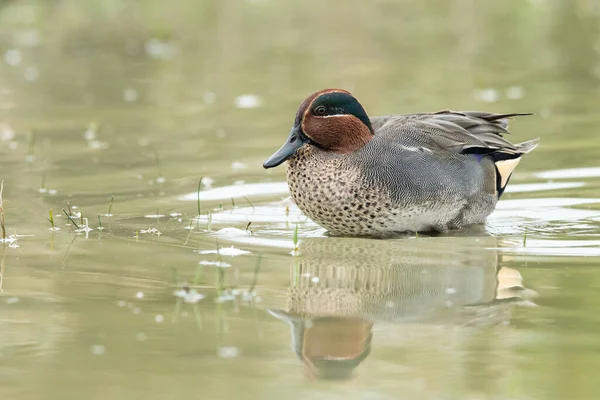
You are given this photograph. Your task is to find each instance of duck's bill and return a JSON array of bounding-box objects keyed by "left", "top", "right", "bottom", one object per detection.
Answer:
[{"left": 263, "top": 126, "right": 306, "bottom": 169}]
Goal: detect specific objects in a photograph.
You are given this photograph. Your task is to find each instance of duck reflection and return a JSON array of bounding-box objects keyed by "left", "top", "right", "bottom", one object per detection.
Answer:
[{"left": 269, "top": 236, "right": 535, "bottom": 380}]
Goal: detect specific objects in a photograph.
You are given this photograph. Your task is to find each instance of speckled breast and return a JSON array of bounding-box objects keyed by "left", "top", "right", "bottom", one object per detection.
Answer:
[{"left": 286, "top": 147, "right": 397, "bottom": 236}]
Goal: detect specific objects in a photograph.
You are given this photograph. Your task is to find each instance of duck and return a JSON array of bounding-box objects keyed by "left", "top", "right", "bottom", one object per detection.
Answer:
[{"left": 263, "top": 89, "right": 539, "bottom": 237}]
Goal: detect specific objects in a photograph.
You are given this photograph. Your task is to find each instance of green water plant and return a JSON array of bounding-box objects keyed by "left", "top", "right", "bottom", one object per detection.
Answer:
[
  {"left": 108, "top": 193, "right": 115, "bottom": 216},
  {"left": 62, "top": 209, "right": 80, "bottom": 229},
  {"left": 47, "top": 209, "right": 56, "bottom": 230}
]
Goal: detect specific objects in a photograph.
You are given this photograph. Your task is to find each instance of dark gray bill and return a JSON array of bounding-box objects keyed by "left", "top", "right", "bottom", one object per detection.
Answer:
[{"left": 263, "top": 126, "right": 306, "bottom": 169}]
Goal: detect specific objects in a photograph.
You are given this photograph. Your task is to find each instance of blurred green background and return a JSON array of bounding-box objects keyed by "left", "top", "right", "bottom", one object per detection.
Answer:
[{"left": 1, "top": 1, "right": 600, "bottom": 399}]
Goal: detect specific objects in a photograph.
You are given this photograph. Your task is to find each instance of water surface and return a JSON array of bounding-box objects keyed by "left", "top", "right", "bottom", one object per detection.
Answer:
[{"left": 1, "top": 1, "right": 600, "bottom": 399}]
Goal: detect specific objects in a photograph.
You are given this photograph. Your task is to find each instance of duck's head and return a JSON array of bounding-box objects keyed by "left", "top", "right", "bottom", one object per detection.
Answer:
[{"left": 263, "top": 89, "right": 374, "bottom": 169}]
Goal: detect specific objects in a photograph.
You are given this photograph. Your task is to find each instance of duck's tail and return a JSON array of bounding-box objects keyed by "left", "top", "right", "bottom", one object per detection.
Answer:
[{"left": 492, "top": 138, "right": 540, "bottom": 197}]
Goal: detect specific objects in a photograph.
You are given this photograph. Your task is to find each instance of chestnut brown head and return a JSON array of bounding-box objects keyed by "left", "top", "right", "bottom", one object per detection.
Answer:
[{"left": 263, "top": 89, "right": 374, "bottom": 168}]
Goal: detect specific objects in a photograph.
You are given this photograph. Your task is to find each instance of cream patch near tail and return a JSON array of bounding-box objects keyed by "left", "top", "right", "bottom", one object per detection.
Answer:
[{"left": 495, "top": 158, "right": 522, "bottom": 189}]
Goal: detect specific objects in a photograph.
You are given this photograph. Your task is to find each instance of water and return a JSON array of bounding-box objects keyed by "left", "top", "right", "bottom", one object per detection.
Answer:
[{"left": 1, "top": 1, "right": 600, "bottom": 399}]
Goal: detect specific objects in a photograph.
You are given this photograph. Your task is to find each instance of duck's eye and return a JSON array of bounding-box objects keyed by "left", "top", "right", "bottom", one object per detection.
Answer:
[{"left": 314, "top": 106, "right": 327, "bottom": 116}]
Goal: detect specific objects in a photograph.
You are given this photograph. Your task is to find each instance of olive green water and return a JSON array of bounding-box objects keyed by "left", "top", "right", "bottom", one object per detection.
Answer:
[{"left": 1, "top": 1, "right": 600, "bottom": 399}]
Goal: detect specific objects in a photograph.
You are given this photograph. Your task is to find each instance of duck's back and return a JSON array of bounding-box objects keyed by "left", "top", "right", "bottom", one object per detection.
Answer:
[{"left": 344, "top": 111, "right": 537, "bottom": 233}]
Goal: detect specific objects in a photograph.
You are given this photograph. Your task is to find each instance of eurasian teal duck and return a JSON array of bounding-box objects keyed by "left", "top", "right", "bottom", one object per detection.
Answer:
[{"left": 263, "top": 89, "right": 539, "bottom": 237}]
